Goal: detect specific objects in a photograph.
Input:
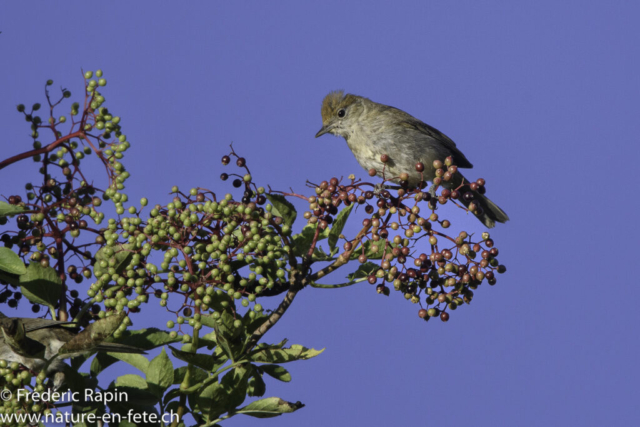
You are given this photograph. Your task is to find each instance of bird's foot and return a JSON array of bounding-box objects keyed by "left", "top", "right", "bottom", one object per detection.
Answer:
[{"left": 373, "top": 183, "right": 401, "bottom": 196}]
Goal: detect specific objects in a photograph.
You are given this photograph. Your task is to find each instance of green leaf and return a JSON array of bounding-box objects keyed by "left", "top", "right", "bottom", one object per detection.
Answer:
[
  {"left": 95, "top": 243, "right": 134, "bottom": 275},
  {"left": 291, "top": 224, "right": 328, "bottom": 257},
  {"left": 169, "top": 345, "right": 222, "bottom": 372},
  {"left": 106, "top": 352, "right": 150, "bottom": 375},
  {"left": 62, "top": 366, "right": 96, "bottom": 396},
  {"left": 243, "top": 310, "right": 268, "bottom": 336},
  {"left": 236, "top": 397, "right": 303, "bottom": 418},
  {"left": 197, "top": 314, "right": 218, "bottom": 329},
  {"left": 260, "top": 365, "right": 291, "bottom": 382},
  {"left": 197, "top": 330, "right": 220, "bottom": 350},
  {"left": 247, "top": 367, "right": 266, "bottom": 397},
  {"left": 88, "top": 327, "right": 175, "bottom": 375},
  {"left": 217, "top": 310, "right": 243, "bottom": 341},
  {"left": 328, "top": 203, "right": 354, "bottom": 252},
  {"left": 90, "top": 353, "right": 118, "bottom": 376},
  {"left": 197, "top": 380, "right": 228, "bottom": 420},
  {"left": 311, "top": 246, "right": 334, "bottom": 262},
  {"left": 250, "top": 344, "right": 324, "bottom": 364},
  {"left": 19, "top": 263, "right": 63, "bottom": 311},
  {"left": 112, "top": 374, "right": 158, "bottom": 405},
  {"left": 213, "top": 321, "right": 235, "bottom": 362},
  {"left": 0, "top": 201, "right": 26, "bottom": 219},
  {"left": 265, "top": 194, "right": 297, "bottom": 227},
  {"left": 147, "top": 348, "right": 174, "bottom": 396},
  {"left": 0, "top": 271, "right": 20, "bottom": 287},
  {"left": 0, "top": 248, "right": 26, "bottom": 275},
  {"left": 347, "top": 262, "right": 379, "bottom": 282},
  {"left": 115, "top": 373, "right": 148, "bottom": 389},
  {"left": 172, "top": 365, "right": 210, "bottom": 386},
  {"left": 351, "top": 240, "right": 391, "bottom": 260},
  {"left": 221, "top": 365, "right": 250, "bottom": 409},
  {"left": 114, "top": 327, "right": 181, "bottom": 349}
]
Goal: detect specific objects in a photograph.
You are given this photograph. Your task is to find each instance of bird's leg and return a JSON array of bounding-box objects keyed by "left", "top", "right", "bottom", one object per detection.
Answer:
[
  {"left": 428, "top": 184, "right": 437, "bottom": 198},
  {"left": 373, "top": 183, "right": 401, "bottom": 196}
]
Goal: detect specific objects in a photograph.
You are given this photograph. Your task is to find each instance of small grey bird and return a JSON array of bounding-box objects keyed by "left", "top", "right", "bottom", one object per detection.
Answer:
[
  {"left": 0, "top": 312, "right": 145, "bottom": 389},
  {"left": 315, "top": 91, "right": 509, "bottom": 228}
]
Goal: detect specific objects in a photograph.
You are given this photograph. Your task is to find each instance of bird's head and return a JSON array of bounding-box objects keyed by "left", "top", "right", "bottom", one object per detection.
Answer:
[{"left": 315, "top": 91, "right": 363, "bottom": 139}]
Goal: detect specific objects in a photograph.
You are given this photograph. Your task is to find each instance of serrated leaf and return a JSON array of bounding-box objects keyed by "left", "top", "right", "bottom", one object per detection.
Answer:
[
  {"left": 247, "top": 369, "right": 266, "bottom": 397},
  {"left": 106, "top": 352, "right": 150, "bottom": 375},
  {"left": 198, "top": 379, "right": 228, "bottom": 420},
  {"left": 111, "top": 374, "right": 159, "bottom": 406},
  {"left": 213, "top": 322, "right": 234, "bottom": 362},
  {"left": 221, "top": 365, "right": 250, "bottom": 409},
  {"left": 265, "top": 194, "right": 297, "bottom": 227},
  {"left": 169, "top": 345, "right": 221, "bottom": 372},
  {"left": 198, "top": 314, "right": 218, "bottom": 329},
  {"left": 88, "top": 328, "right": 177, "bottom": 375},
  {"left": 147, "top": 348, "right": 174, "bottom": 396},
  {"left": 291, "top": 224, "right": 329, "bottom": 257},
  {"left": 347, "top": 262, "right": 379, "bottom": 282},
  {"left": 172, "top": 365, "right": 210, "bottom": 386},
  {"left": 311, "top": 246, "right": 334, "bottom": 262},
  {"left": 250, "top": 344, "right": 324, "bottom": 364},
  {"left": 0, "top": 201, "right": 26, "bottom": 219},
  {"left": 351, "top": 240, "right": 391, "bottom": 260},
  {"left": 90, "top": 353, "right": 118, "bottom": 376},
  {"left": 115, "top": 327, "right": 181, "bottom": 349},
  {"left": 243, "top": 310, "right": 268, "bottom": 336},
  {"left": 328, "top": 203, "right": 354, "bottom": 252},
  {"left": 218, "top": 310, "right": 242, "bottom": 340},
  {"left": 63, "top": 365, "right": 93, "bottom": 396},
  {"left": 19, "top": 263, "right": 63, "bottom": 311},
  {"left": 236, "top": 397, "right": 303, "bottom": 418},
  {"left": 260, "top": 364, "right": 291, "bottom": 382},
  {"left": 115, "top": 373, "right": 148, "bottom": 389},
  {"left": 0, "top": 248, "right": 26, "bottom": 275},
  {"left": 0, "top": 271, "right": 20, "bottom": 286}
]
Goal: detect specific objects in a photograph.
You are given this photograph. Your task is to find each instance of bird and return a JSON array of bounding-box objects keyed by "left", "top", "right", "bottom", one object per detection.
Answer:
[
  {"left": 315, "top": 91, "right": 509, "bottom": 228},
  {"left": 0, "top": 312, "right": 145, "bottom": 389}
]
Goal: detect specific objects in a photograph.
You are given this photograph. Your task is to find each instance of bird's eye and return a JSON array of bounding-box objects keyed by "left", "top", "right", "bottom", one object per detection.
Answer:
[{"left": 337, "top": 109, "right": 346, "bottom": 118}]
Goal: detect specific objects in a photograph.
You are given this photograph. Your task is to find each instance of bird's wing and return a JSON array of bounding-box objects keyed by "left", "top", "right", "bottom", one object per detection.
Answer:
[
  {"left": 398, "top": 119, "right": 474, "bottom": 169},
  {"left": 1, "top": 320, "right": 48, "bottom": 358},
  {"left": 19, "top": 318, "right": 78, "bottom": 333},
  {"left": 95, "top": 342, "right": 147, "bottom": 354}
]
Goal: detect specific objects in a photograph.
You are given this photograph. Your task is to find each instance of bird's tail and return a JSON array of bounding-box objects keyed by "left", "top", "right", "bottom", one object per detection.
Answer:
[
  {"left": 95, "top": 342, "right": 147, "bottom": 354},
  {"left": 467, "top": 191, "right": 510, "bottom": 228},
  {"left": 446, "top": 173, "right": 509, "bottom": 229}
]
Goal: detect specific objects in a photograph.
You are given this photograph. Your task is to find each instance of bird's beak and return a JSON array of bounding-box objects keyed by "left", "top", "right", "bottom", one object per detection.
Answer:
[{"left": 315, "top": 123, "right": 333, "bottom": 138}]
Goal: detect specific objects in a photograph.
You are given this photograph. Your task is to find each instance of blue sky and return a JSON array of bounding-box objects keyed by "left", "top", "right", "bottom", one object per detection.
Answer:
[{"left": 1, "top": 2, "right": 639, "bottom": 426}]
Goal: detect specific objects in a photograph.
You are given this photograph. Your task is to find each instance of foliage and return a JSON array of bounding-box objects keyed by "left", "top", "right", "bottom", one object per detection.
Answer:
[{"left": 0, "top": 71, "right": 506, "bottom": 426}]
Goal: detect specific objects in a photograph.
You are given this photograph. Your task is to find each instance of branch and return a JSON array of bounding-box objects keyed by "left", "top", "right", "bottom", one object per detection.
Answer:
[
  {"left": 245, "top": 274, "right": 303, "bottom": 351},
  {"left": 309, "top": 221, "right": 372, "bottom": 282},
  {"left": 0, "top": 130, "right": 84, "bottom": 170},
  {"left": 309, "top": 277, "right": 367, "bottom": 288}
]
